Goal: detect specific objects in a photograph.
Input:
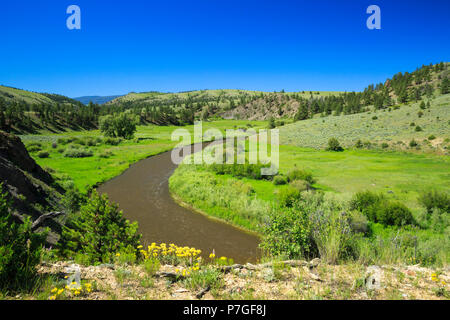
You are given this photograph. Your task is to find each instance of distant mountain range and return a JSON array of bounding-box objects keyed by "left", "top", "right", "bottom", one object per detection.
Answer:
[{"left": 72, "top": 95, "right": 123, "bottom": 105}]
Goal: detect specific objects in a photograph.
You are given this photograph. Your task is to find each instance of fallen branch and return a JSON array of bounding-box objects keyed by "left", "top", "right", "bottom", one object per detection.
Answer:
[{"left": 31, "top": 211, "right": 64, "bottom": 230}]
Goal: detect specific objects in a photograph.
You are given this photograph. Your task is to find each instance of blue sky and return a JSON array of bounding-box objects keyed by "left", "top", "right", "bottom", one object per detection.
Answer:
[{"left": 0, "top": 0, "right": 449, "bottom": 97}]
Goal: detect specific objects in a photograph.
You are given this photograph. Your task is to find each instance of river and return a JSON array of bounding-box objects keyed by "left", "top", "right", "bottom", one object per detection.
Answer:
[{"left": 98, "top": 142, "right": 261, "bottom": 264}]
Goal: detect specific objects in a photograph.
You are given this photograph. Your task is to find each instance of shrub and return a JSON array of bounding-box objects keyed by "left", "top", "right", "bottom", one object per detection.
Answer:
[
  {"left": 418, "top": 190, "right": 450, "bottom": 214},
  {"left": 372, "top": 116, "right": 378, "bottom": 120},
  {"left": 286, "top": 169, "right": 315, "bottom": 184},
  {"left": 58, "top": 191, "right": 141, "bottom": 264},
  {"left": 350, "top": 191, "right": 414, "bottom": 226},
  {"left": 63, "top": 147, "right": 93, "bottom": 158},
  {"left": 37, "top": 151, "right": 49, "bottom": 158},
  {"left": 326, "top": 138, "right": 344, "bottom": 151},
  {"left": 277, "top": 187, "right": 301, "bottom": 208},
  {"left": 261, "top": 205, "right": 314, "bottom": 259},
  {"left": 289, "top": 180, "right": 311, "bottom": 192},
  {"left": 349, "top": 211, "right": 369, "bottom": 235},
  {"left": 409, "top": 139, "right": 418, "bottom": 147},
  {"left": 381, "top": 143, "right": 389, "bottom": 149},
  {"left": 372, "top": 202, "right": 415, "bottom": 226},
  {"left": 349, "top": 191, "right": 384, "bottom": 213},
  {"left": 0, "top": 186, "right": 46, "bottom": 291},
  {"left": 415, "top": 126, "right": 423, "bottom": 132},
  {"left": 355, "top": 140, "right": 363, "bottom": 149},
  {"left": 428, "top": 135, "right": 436, "bottom": 141},
  {"left": 272, "top": 175, "right": 287, "bottom": 185},
  {"left": 27, "top": 145, "right": 42, "bottom": 153},
  {"left": 99, "top": 151, "right": 114, "bottom": 159},
  {"left": 103, "top": 137, "right": 123, "bottom": 146}
]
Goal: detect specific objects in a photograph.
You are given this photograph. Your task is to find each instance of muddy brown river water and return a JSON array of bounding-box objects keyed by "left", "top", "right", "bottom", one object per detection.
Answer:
[{"left": 97, "top": 142, "right": 261, "bottom": 264}]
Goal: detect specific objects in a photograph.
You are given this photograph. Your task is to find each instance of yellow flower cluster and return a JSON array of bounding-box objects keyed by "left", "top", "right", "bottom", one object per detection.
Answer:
[
  {"left": 431, "top": 273, "right": 438, "bottom": 282},
  {"left": 431, "top": 273, "right": 447, "bottom": 286},
  {"left": 139, "top": 243, "right": 202, "bottom": 261},
  {"left": 49, "top": 282, "right": 93, "bottom": 300},
  {"left": 175, "top": 261, "right": 201, "bottom": 277}
]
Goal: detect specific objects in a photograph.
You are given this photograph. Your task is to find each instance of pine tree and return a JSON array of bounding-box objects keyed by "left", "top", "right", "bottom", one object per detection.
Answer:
[{"left": 59, "top": 191, "right": 141, "bottom": 264}]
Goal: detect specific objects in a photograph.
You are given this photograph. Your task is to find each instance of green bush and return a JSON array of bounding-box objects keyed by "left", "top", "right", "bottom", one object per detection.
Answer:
[
  {"left": 326, "top": 138, "right": 344, "bottom": 152},
  {"left": 371, "top": 202, "right": 415, "bottom": 226},
  {"left": 350, "top": 191, "right": 414, "bottom": 226},
  {"left": 286, "top": 169, "right": 315, "bottom": 184},
  {"left": 63, "top": 147, "right": 93, "bottom": 158},
  {"left": 261, "top": 205, "right": 314, "bottom": 259},
  {"left": 37, "top": 151, "right": 49, "bottom": 158},
  {"left": 418, "top": 190, "right": 450, "bottom": 214},
  {"left": 208, "top": 163, "right": 270, "bottom": 180},
  {"left": 0, "top": 186, "right": 46, "bottom": 291},
  {"left": 103, "top": 137, "right": 123, "bottom": 146},
  {"left": 272, "top": 175, "right": 287, "bottom": 185},
  {"left": 277, "top": 187, "right": 301, "bottom": 208},
  {"left": 409, "top": 139, "right": 418, "bottom": 147},
  {"left": 289, "top": 180, "right": 311, "bottom": 192},
  {"left": 58, "top": 191, "right": 141, "bottom": 264},
  {"left": 381, "top": 143, "right": 389, "bottom": 149}
]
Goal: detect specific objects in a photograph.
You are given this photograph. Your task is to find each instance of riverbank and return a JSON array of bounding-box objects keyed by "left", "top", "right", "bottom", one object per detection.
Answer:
[{"left": 6, "top": 259, "right": 449, "bottom": 300}]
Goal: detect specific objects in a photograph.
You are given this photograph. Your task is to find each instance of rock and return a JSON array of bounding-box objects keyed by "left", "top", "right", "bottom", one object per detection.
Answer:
[
  {"left": 98, "top": 263, "right": 115, "bottom": 270},
  {"left": 0, "top": 131, "right": 63, "bottom": 244},
  {"left": 365, "top": 266, "right": 384, "bottom": 290},
  {"left": 309, "top": 258, "right": 321, "bottom": 268}
]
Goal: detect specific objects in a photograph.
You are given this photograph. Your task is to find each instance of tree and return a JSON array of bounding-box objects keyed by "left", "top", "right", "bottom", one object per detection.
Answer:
[
  {"left": 100, "top": 112, "right": 137, "bottom": 139},
  {"left": 441, "top": 77, "right": 450, "bottom": 95},
  {"left": 59, "top": 191, "right": 141, "bottom": 264},
  {"left": 294, "top": 103, "right": 309, "bottom": 121},
  {"left": 268, "top": 116, "right": 276, "bottom": 129},
  {"left": 326, "top": 138, "right": 344, "bottom": 152}
]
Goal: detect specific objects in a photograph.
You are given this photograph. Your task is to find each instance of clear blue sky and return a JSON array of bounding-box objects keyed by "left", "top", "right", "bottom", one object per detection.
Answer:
[{"left": 0, "top": 0, "right": 449, "bottom": 97}]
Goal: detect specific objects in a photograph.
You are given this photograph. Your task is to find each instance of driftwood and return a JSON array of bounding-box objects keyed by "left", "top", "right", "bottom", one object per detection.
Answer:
[
  {"left": 31, "top": 211, "right": 64, "bottom": 230},
  {"left": 220, "top": 260, "right": 311, "bottom": 273},
  {"left": 196, "top": 285, "right": 211, "bottom": 299}
]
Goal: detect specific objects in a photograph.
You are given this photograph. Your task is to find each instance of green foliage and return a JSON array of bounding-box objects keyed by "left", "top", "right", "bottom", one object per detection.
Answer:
[
  {"left": 58, "top": 191, "right": 141, "bottom": 264},
  {"left": 37, "top": 151, "right": 49, "bottom": 158},
  {"left": 272, "top": 175, "right": 287, "bottom": 185},
  {"left": 63, "top": 146, "right": 93, "bottom": 158},
  {"left": 286, "top": 169, "right": 315, "bottom": 184},
  {"left": 268, "top": 117, "right": 276, "bottom": 129},
  {"left": 208, "top": 162, "right": 270, "bottom": 180},
  {"left": 183, "top": 268, "right": 224, "bottom": 291},
  {"left": 261, "top": 204, "right": 314, "bottom": 259},
  {"left": 277, "top": 187, "right": 301, "bottom": 208},
  {"left": 350, "top": 191, "right": 414, "bottom": 226},
  {"left": 0, "top": 186, "right": 46, "bottom": 291},
  {"left": 418, "top": 190, "right": 450, "bottom": 214},
  {"left": 100, "top": 112, "right": 138, "bottom": 140},
  {"left": 326, "top": 138, "right": 344, "bottom": 151},
  {"left": 289, "top": 180, "right": 311, "bottom": 192}
]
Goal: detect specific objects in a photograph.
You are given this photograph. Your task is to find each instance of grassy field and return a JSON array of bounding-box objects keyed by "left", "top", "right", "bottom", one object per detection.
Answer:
[
  {"left": 280, "top": 94, "right": 450, "bottom": 153},
  {"left": 170, "top": 145, "right": 449, "bottom": 227},
  {"left": 20, "top": 120, "right": 267, "bottom": 191}
]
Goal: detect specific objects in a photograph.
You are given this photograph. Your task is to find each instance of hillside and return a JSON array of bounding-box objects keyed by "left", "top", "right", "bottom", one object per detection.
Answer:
[
  {"left": 0, "top": 85, "right": 82, "bottom": 107},
  {"left": 280, "top": 93, "right": 450, "bottom": 154},
  {"left": 0, "top": 131, "right": 63, "bottom": 243}
]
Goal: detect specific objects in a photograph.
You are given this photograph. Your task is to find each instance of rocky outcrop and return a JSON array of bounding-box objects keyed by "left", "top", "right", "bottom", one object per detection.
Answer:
[{"left": 0, "top": 131, "right": 63, "bottom": 240}]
